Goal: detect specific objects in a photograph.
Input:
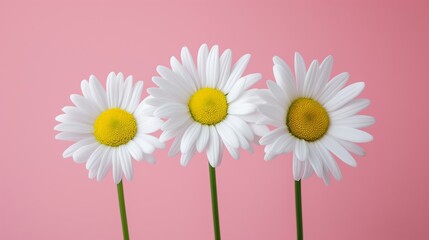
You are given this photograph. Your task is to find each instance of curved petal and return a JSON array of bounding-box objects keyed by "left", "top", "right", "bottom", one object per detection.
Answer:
[{"left": 322, "top": 135, "right": 357, "bottom": 167}]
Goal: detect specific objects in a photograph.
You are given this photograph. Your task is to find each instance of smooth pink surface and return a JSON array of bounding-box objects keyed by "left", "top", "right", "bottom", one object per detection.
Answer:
[{"left": 1, "top": 0, "right": 428, "bottom": 239}]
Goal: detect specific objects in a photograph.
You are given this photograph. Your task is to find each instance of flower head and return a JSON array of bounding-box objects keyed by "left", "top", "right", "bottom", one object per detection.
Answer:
[
  {"left": 258, "top": 53, "right": 374, "bottom": 184},
  {"left": 146, "top": 44, "right": 267, "bottom": 167},
  {"left": 55, "top": 72, "right": 164, "bottom": 183}
]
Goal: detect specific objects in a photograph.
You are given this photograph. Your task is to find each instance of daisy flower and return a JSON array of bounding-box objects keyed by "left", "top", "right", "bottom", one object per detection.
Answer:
[
  {"left": 146, "top": 44, "right": 267, "bottom": 167},
  {"left": 55, "top": 72, "right": 165, "bottom": 184},
  {"left": 258, "top": 53, "right": 375, "bottom": 184}
]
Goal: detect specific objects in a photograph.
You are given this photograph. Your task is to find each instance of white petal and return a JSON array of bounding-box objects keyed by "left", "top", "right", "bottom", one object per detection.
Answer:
[
  {"left": 112, "top": 148, "right": 123, "bottom": 184},
  {"left": 63, "top": 137, "right": 95, "bottom": 158},
  {"left": 97, "top": 147, "right": 112, "bottom": 181},
  {"left": 180, "top": 145, "right": 196, "bottom": 166},
  {"left": 273, "top": 64, "right": 297, "bottom": 101},
  {"left": 206, "top": 45, "right": 220, "bottom": 88},
  {"left": 273, "top": 56, "right": 292, "bottom": 77},
  {"left": 197, "top": 125, "right": 210, "bottom": 152},
  {"left": 293, "top": 154, "right": 304, "bottom": 180},
  {"left": 279, "top": 133, "right": 295, "bottom": 154},
  {"left": 143, "top": 96, "right": 170, "bottom": 107},
  {"left": 250, "top": 124, "right": 270, "bottom": 137},
  {"left": 137, "top": 117, "right": 163, "bottom": 134},
  {"left": 329, "top": 126, "right": 373, "bottom": 143},
  {"left": 322, "top": 136, "right": 357, "bottom": 167},
  {"left": 70, "top": 94, "right": 100, "bottom": 118},
  {"left": 330, "top": 99, "right": 370, "bottom": 120},
  {"left": 54, "top": 122, "right": 93, "bottom": 133},
  {"left": 55, "top": 132, "right": 91, "bottom": 141},
  {"left": 116, "top": 73, "right": 125, "bottom": 107},
  {"left": 156, "top": 67, "right": 193, "bottom": 96},
  {"left": 72, "top": 142, "right": 99, "bottom": 163},
  {"left": 162, "top": 114, "right": 192, "bottom": 132},
  {"left": 294, "top": 52, "right": 306, "bottom": 94},
  {"left": 217, "top": 49, "right": 232, "bottom": 90},
  {"left": 197, "top": 44, "right": 209, "bottom": 87},
  {"left": 216, "top": 121, "right": 239, "bottom": 149},
  {"left": 267, "top": 80, "right": 289, "bottom": 108},
  {"left": 223, "top": 117, "right": 251, "bottom": 151},
  {"left": 80, "top": 80, "right": 92, "bottom": 101},
  {"left": 224, "top": 139, "right": 239, "bottom": 160},
  {"left": 181, "top": 47, "right": 199, "bottom": 87},
  {"left": 303, "top": 160, "right": 314, "bottom": 179},
  {"left": 139, "top": 134, "right": 165, "bottom": 149},
  {"left": 127, "top": 140, "right": 143, "bottom": 161},
  {"left": 226, "top": 77, "right": 246, "bottom": 103},
  {"left": 321, "top": 165, "right": 331, "bottom": 185},
  {"left": 223, "top": 54, "right": 251, "bottom": 93},
  {"left": 86, "top": 145, "right": 105, "bottom": 171},
  {"left": 318, "top": 72, "right": 349, "bottom": 104},
  {"left": 228, "top": 103, "right": 256, "bottom": 115},
  {"left": 315, "top": 141, "right": 342, "bottom": 180},
  {"left": 295, "top": 140, "right": 309, "bottom": 161},
  {"left": 126, "top": 81, "right": 144, "bottom": 113},
  {"left": 318, "top": 55, "right": 333, "bottom": 85},
  {"left": 154, "top": 102, "right": 188, "bottom": 119},
  {"left": 226, "top": 115, "right": 254, "bottom": 141},
  {"left": 307, "top": 143, "right": 324, "bottom": 177},
  {"left": 134, "top": 136, "right": 155, "bottom": 154},
  {"left": 259, "top": 127, "right": 287, "bottom": 145},
  {"left": 168, "top": 134, "right": 183, "bottom": 157},
  {"left": 258, "top": 104, "right": 285, "bottom": 126},
  {"left": 160, "top": 120, "right": 191, "bottom": 142},
  {"left": 234, "top": 128, "right": 251, "bottom": 151},
  {"left": 135, "top": 102, "right": 156, "bottom": 117},
  {"left": 207, "top": 126, "right": 222, "bottom": 166},
  {"left": 120, "top": 76, "right": 133, "bottom": 109},
  {"left": 325, "top": 82, "right": 365, "bottom": 111},
  {"left": 303, "top": 60, "right": 319, "bottom": 97},
  {"left": 180, "top": 123, "right": 202, "bottom": 153},
  {"left": 88, "top": 165, "right": 98, "bottom": 179},
  {"left": 170, "top": 56, "right": 197, "bottom": 92},
  {"left": 106, "top": 72, "right": 118, "bottom": 108},
  {"left": 119, "top": 146, "right": 133, "bottom": 181},
  {"left": 89, "top": 75, "right": 108, "bottom": 110},
  {"left": 337, "top": 139, "right": 366, "bottom": 156},
  {"left": 242, "top": 73, "right": 262, "bottom": 89},
  {"left": 147, "top": 87, "right": 182, "bottom": 102},
  {"left": 264, "top": 134, "right": 292, "bottom": 160},
  {"left": 57, "top": 108, "right": 93, "bottom": 125},
  {"left": 333, "top": 115, "right": 375, "bottom": 128}
]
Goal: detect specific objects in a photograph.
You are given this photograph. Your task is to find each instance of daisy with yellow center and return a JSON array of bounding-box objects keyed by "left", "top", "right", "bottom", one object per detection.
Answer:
[
  {"left": 258, "top": 53, "right": 374, "bottom": 240},
  {"left": 55, "top": 72, "right": 165, "bottom": 184},
  {"left": 146, "top": 44, "right": 267, "bottom": 167},
  {"left": 146, "top": 44, "right": 267, "bottom": 240},
  {"left": 258, "top": 53, "right": 374, "bottom": 184}
]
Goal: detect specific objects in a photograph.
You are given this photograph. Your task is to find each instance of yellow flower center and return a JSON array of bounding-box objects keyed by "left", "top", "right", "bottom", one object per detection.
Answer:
[
  {"left": 93, "top": 108, "right": 137, "bottom": 147},
  {"left": 188, "top": 88, "right": 228, "bottom": 125},
  {"left": 286, "top": 98, "right": 330, "bottom": 142}
]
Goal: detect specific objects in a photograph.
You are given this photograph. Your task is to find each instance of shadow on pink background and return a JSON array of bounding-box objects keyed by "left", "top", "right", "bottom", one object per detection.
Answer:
[{"left": 1, "top": 0, "right": 428, "bottom": 239}]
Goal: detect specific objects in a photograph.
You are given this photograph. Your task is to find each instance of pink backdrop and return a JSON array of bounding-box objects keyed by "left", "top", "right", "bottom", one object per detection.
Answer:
[{"left": 1, "top": 0, "right": 428, "bottom": 239}]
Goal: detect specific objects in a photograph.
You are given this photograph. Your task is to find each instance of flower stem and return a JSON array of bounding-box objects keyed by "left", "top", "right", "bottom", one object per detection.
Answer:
[
  {"left": 209, "top": 164, "right": 221, "bottom": 240},
  {"left": 117, "top": 181, "right": 130, "bottom": 240},
  {"left": 295, "top": 180, "right": 303, "bottom": 240}
]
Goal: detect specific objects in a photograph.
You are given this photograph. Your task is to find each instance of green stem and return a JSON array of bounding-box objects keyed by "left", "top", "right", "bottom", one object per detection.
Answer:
[
  {"left": 295, "top": 180, "right": 303, "bottom": 240},
  {"left": 117, "top": 181, "right": 130, "bottom": 240},
  {"left": 209, "top": 164, "right": 221, "bottom": 240}
]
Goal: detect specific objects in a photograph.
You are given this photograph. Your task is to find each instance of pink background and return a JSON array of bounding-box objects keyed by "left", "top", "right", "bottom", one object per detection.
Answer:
[{"left": 1, "top": 0, "right": 428, "bottom": 239}]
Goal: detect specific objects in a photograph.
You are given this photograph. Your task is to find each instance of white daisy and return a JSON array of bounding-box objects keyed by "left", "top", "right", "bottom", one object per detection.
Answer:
[
  {"left": 146, "top": 44, "right": 268, "bottom": 167},
  {"left": 55, "top": 72, "right": 165, "bottom": 184},
  {"left": 258, "top": 53, "right": 375, "bottom": 184}
]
